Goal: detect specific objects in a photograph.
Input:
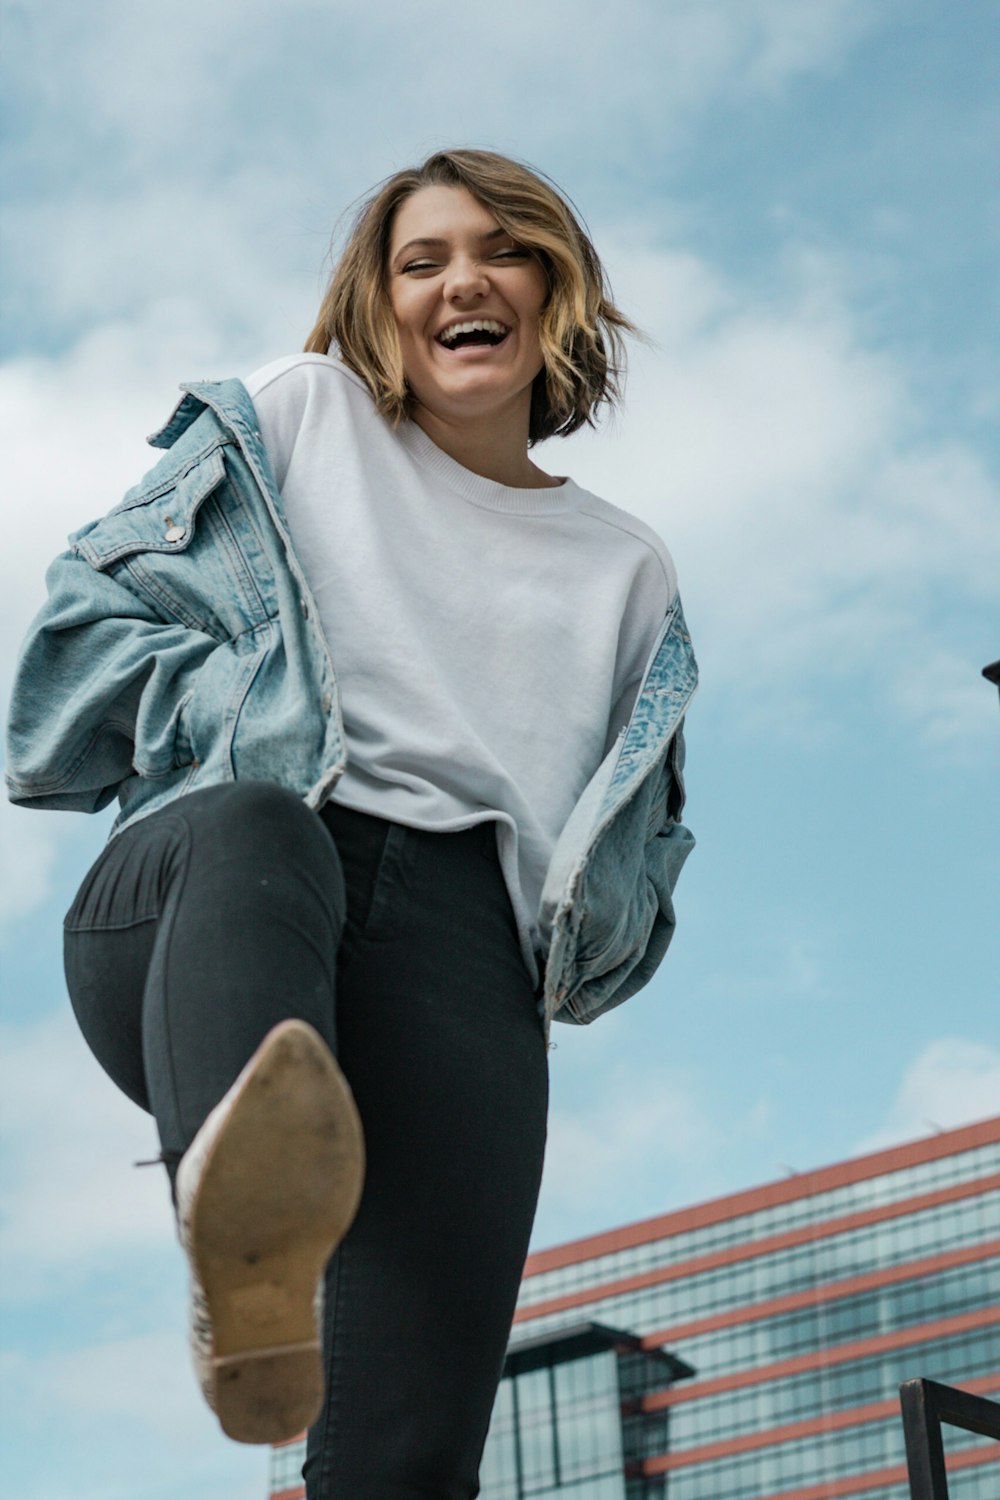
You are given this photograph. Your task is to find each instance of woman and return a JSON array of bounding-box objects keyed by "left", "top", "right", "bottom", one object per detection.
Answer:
[{"left": 5, "top": 149, "right": 697, "bottom": 1497}]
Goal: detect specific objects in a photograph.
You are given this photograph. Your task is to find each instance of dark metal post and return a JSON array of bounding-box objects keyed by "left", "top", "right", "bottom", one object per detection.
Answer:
[
  {"left": 900, "top": 1380, "right": 949, "bottom": 1499},
  {"left": 899, "top": 1378, "right": 1000, "bottom": 1499},
  {"left": 548, "top": 1360, "right": 562, "bottom": 1486},
  {"left": 510, "top": 1371, "right": 524, "bottom": 1500}
]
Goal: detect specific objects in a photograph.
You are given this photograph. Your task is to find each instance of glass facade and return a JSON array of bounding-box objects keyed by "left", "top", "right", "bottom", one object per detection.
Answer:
[
  {"left": 519, "top": 1195, "right": 1000, "bottom": 1344},
  {"left": 268, "top": 1439, "right": 306, "bottom": 1495},
  {"left": 663, "top": 1327, "right": 998, "bottom": 1448},
  {"left": 483, "top": 1347, "right": 625, "bottom": 1498},
  {"left": 478, "top": 1324, "right": 692, "bottom": 1500},
  {"left": 267, "top": 1117, "right": 1000, "bottom": 1500},
  {"left": 517, "top": 1140, "right": 1000, "bottom": 1310},
  {"left": 656, "top": 1413, "right": 996, "bottom": 1500},
  {"left": 486, "top": 1117, "right": 1000, "bottom": 1500}
]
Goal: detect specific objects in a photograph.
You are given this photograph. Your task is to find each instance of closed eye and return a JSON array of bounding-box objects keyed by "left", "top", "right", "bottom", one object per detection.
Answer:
[{"left": 400, "top": 247, "right": 529, "bottom": 274}]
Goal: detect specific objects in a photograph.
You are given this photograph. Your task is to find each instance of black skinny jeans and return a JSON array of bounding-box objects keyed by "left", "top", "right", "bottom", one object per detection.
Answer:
[{"left": 63, "top": 781, "right": 549, "bottom": 1499}]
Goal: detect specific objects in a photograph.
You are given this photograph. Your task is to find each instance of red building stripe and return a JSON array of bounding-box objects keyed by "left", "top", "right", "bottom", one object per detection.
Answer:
[
  {"left": 523, "top": 1115, "right": 1000, "bottom": 1277},
  {"left": 270, "top": 1488, "right": 305, "bottom": 1500},
  {"left": 639, "top": 1375, "right": 1000, "bottom": 1474},
  {"left": 640, "top": 1304, "right": 1000, "bottom": 1409},
  {"left": 636, "top": 1237, "right": 1000, "bottom": 1348},
  {"left": 514, "top": 1170, "right": 1000, "bottom": 1325}
]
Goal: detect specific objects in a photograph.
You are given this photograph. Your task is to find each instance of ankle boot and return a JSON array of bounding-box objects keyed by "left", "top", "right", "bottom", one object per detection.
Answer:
[{"left": 175, "top": 1019, "right": 365, "bottom": 1443}]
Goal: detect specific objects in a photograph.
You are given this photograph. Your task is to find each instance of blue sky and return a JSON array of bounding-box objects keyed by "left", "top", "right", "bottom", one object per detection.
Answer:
[{"left": 2, "top": 2, "right": 998, "bottom": 1496}]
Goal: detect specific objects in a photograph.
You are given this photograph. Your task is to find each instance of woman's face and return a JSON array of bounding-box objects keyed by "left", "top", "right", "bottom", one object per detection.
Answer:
[{"left": 386, "top": 185, "right": 549, "bottom": 431}]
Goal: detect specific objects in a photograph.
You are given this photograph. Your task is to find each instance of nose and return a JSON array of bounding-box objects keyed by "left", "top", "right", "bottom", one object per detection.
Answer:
[{"left": 444, "top": 254, "right": 489, "bottom": 304}]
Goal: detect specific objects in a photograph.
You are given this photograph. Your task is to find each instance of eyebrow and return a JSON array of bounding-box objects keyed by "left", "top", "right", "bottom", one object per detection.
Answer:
[{"left": 392, "top": 227, "right": 508, "bottom": 262}]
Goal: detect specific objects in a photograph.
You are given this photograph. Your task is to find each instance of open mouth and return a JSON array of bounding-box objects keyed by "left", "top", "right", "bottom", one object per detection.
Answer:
[{"left": 436, "top": 318, "right": 511, "bottom": 350}]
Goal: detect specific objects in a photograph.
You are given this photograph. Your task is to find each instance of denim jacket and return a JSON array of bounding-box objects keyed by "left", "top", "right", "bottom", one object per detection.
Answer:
[{"left": 5, "top": 379, "right": 697, "bottom": 1035}]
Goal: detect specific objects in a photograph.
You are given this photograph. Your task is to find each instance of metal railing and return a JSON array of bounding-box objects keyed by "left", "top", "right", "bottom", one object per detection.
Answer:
[{"left": 899, "top": 1378, "right": 1000, "bottom": 1499}]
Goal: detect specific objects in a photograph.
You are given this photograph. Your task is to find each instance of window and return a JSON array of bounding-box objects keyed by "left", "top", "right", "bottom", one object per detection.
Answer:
[{"left": 479, "top": 1324, "right": 692, "bottom": 1500}]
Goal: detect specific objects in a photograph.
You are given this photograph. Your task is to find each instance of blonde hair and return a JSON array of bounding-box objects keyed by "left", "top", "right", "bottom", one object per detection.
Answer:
[{"left": 304, "top": 148, "right": 637, "bottom": 444}]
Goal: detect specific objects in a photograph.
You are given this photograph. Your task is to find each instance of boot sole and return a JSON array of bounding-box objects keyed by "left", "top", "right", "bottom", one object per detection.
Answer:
[{"left": 187, "top": 1020, "right": 365, "bottom": 1444}]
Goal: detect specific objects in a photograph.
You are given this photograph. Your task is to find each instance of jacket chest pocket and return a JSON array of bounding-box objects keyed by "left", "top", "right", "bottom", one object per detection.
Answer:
[{"left": 74, "top": 446, "right": 272, "bottom": 640}]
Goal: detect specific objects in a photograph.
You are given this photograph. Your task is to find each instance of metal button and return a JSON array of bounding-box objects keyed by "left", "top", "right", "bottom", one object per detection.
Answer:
[
  {"left": 164, "top": 524, "right": 185, "bottom": 543},
  {"left": 300, "top": 597, "right": 309, "bottom": 618},
  {"left": 321, "top": 692, "right": 332, "bottom": 714}
]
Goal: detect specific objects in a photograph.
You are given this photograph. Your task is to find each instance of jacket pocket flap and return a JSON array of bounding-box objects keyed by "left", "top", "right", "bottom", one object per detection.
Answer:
[{"left": 75, "top": 447, "right": 227, "bottom": 569}]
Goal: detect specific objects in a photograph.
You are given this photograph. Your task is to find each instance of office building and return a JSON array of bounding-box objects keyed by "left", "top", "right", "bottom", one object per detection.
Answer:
[{"left": 268, "top": 1114, "right": 1000, "bottom": 1499}]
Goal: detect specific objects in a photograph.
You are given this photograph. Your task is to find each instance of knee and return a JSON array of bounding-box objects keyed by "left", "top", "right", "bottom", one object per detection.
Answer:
[
  {"left": 207, "top": 780, "right": 314, "bottom": 835},
  {"left": 178, "top": 781, "right": 342, "bottom": 890}
]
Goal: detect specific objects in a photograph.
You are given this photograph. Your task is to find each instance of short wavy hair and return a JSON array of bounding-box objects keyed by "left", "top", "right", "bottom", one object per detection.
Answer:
[{"left": 304, "top": 148, "right": 637, "bottom": 445}]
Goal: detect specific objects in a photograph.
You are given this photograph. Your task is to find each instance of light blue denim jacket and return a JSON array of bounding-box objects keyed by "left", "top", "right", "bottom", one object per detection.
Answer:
[{"left": 5, "top": 380, "right": 697, "bottom": 1035}]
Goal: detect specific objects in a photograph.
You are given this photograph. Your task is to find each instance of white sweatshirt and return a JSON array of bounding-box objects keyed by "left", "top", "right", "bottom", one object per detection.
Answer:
[{"left": 245, "top": 354, "right": 676, "bottom": 977}]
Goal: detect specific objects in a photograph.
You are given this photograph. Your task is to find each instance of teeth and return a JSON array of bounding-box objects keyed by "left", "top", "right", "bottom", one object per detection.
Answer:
[{"left": 438, "top": 319, "right": 509, "bottom": 346}]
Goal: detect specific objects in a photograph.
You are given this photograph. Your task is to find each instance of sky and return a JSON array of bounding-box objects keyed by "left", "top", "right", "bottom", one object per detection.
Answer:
[{"left": 1, "top": 2, "right": 998, "bottom": 1496}]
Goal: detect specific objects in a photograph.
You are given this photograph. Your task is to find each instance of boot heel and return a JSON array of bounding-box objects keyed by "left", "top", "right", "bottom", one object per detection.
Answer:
[{"left": 214, "top": 1344, "right": 325, "bottom": 1444}]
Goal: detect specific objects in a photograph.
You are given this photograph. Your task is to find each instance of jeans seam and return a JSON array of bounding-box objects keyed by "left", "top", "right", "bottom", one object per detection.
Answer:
[
  {"left": 154, "top": 815, "right": 196, "bottom": 1152},
  {"left": 360, "top": 822, "right": 408, "bottom": 944},
  {"left": 312, "top": 1246, "right": 346, "bottom": 1500},
  {"left": 63, "top": 912, "right": 160, "bottom": 934}
]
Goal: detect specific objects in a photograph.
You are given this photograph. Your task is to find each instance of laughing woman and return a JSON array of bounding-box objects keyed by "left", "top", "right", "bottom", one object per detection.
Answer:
[{"left": 5, "top": 149, "right": 696, "bottom": 1498}]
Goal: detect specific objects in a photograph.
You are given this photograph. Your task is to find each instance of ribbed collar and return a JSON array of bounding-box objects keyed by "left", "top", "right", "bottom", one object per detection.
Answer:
[{"left": 398, "top": 420, "right": 579, "bottom": 516}]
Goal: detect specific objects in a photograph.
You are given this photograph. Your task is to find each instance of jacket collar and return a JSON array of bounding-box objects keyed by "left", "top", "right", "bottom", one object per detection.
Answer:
[{"left": 147, "top": 378, "right": 273, "bottom": 478}]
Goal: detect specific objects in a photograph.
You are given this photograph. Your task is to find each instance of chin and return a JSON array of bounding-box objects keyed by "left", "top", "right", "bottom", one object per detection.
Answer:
[{"left": 418, "top": 375, "right": 523, "bottom": 416}]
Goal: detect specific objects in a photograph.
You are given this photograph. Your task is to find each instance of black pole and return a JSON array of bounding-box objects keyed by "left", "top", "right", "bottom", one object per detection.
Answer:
[
  {"left": 899, "top": 1378, "right": 1000, "bottom": 1498},
  {"left": 900, "top": 1379, "right": 949, "bottom": 1499}
]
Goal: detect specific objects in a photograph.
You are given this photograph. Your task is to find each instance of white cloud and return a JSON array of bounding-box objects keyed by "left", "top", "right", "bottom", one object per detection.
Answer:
[
  {"left": 0, "top": 799, "right": 60, "bottom": 926},
  {"left": 2, "top": 1331, "right": 201, "bottom": 1435},
  {"left": 0, "top": 1336, "right": 267, "bottom": 1500},
  {"left": 858, "top": 1038, "right": 1000, "bottom": 1154},
  {"left": 555, "top": 241, "right": 1000, "bottom": 751},
  {"left": 3, "top": 0, "right": 893, "bottom": 349},
  {"left": 7, "top": 186, "right": 318, "bottom": 353},
  {"left": 0, "top": 1008, "right": 172, "bottom": 1298},
  {"left": 0, "top": 1009, "right": 269, "bottom": 1493},
  {"left": 533, "top": 1021, "right": 787, "bottom": 1249},
  {"left": 8, "top": 0, "right": 888, "bottom": 158},
  {"left": 0, "top": 1011, "right": 269, "bottom": 1498},
  {"left": 744, "top": 0, "right": 885, "bottom": 90},
  {"left": 535, "top": 1046, "right": 722, "bottom": 1244},
  {"left": 0, "top": 794, "right": 111, "bottom": 931}
]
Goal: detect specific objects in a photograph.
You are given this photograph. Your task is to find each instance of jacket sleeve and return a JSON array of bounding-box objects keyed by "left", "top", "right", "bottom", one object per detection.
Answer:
[{"left": 5, "top": 543, "right": 218, "bottom": 813}]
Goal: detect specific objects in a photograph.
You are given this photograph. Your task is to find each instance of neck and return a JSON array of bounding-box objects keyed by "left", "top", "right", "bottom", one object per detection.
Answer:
[{"left": 409, "top": 399, "right": 560, "bottom": 490}]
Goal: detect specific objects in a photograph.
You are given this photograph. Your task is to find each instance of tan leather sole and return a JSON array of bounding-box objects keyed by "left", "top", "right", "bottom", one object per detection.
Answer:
[{"left": 188, "top": 1020, "right": 365, "bottom": 1444}]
